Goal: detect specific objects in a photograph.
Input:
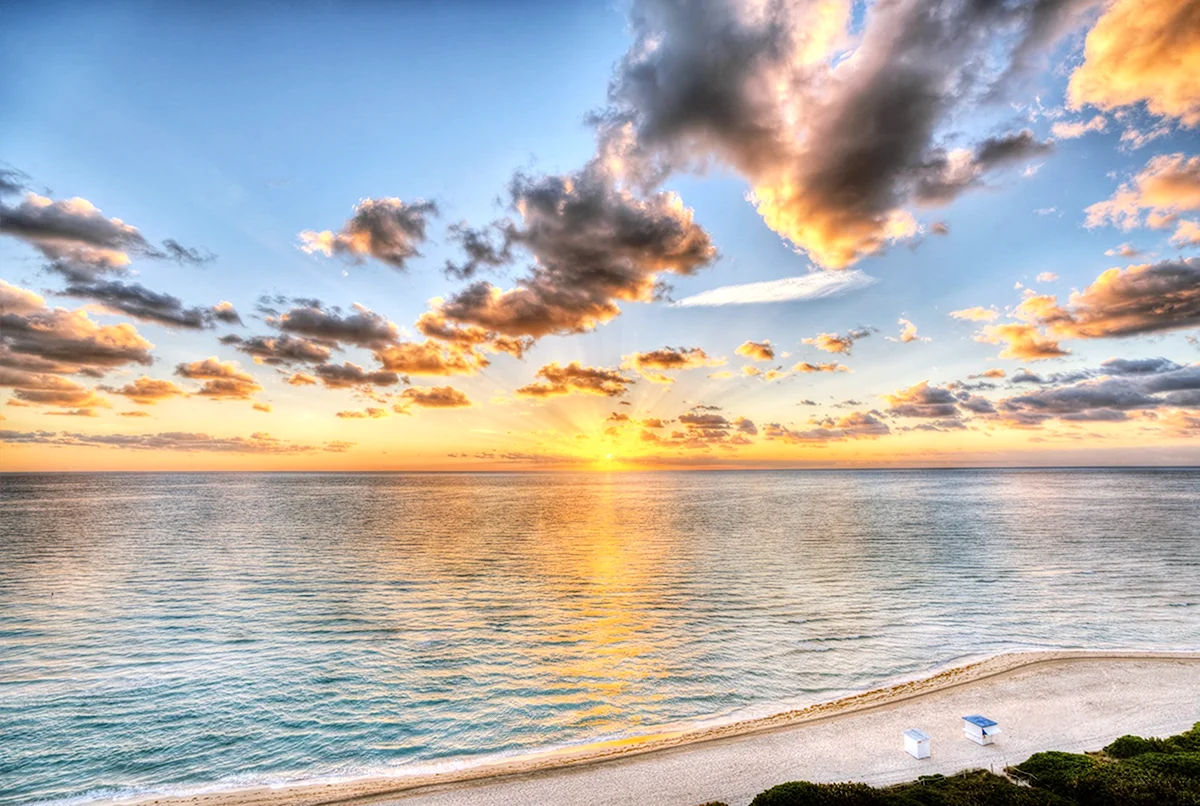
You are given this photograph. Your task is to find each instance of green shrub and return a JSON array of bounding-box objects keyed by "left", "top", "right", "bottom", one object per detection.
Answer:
[
  {"left": 750, "top": 780, "right": 885, "bottom": 805},
  {"left": 1103, "top": 735, "right": 1161, "bottom": 758},
  {"left": 1007, "top": 751, "right": 1099, "bottom": 794},
  {"left": 880, "top": 769, "right": 1067, "bottom": 805},
  {"left": 741, "top": 723, "right": 1200, "bottom": 806}
]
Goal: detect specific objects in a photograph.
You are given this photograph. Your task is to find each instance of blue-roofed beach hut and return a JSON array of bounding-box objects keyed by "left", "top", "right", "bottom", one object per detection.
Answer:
[{"left": 962, "top": 714, "right": 1000, "bottom": 745}]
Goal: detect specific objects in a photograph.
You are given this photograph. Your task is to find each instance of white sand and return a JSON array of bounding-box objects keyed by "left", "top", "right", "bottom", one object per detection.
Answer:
[{"left": 104, "top": 651, "right": 1200, "bottom": 806}]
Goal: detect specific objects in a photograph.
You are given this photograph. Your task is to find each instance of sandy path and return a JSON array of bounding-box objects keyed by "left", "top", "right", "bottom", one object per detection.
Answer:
[{"left": 102, "top": 651, "right": 1200, "bottom": 806}]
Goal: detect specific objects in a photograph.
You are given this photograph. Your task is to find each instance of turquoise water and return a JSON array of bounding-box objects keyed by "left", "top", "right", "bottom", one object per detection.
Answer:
[{"left": 1, "top": 469, "right": 1198, "bottom": 804}]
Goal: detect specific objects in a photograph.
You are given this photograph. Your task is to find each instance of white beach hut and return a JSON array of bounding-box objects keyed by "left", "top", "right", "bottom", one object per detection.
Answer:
[
  {"left": 962, "top": 714, "right": 1000, "bottom": 745},
  {"left": 903, "top": 728, "right": 931, "bottom": 759}
]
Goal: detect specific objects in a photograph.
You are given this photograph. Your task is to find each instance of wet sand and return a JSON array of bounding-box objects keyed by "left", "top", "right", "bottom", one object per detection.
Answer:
[{"left": 102, "top": 650, "right": 1200, "bottom": 806}]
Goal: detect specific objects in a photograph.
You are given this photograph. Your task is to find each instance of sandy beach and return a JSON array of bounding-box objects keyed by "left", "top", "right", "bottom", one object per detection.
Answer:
[{"left": 103, "top": 650, "right": 1200, "bottom": 806}]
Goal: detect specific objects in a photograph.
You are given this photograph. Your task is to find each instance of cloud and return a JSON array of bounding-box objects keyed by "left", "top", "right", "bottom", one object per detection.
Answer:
[
  {"left": 373, "top": 339, "right": 490, "bottom": 376},
  {"left": 1051, "top": 114, "right": 1108, "bottom": 139},
  {"left": 414, "top": 310, "right": 533, "bottom": 359},
  {"left": 225, "top": 334, "right": 333, "bottom": 365},
  {"left": 0, "top": 167, "right": 29, "bottom": 196},
  {"left": 1, "top": 193, "right": 152, "bottom": 272},
  {"left": 337, "top": 407, "right": 389, "bottom": 419},
  {"left": 975, "top": 322, "right": 1069, "bottom": 360},
  {"left": 884, "top": 381, "right": 961, "bottom": 418},
  {"left": 763, "top": 411, "right": 890, "bottom": 444},
  {"left": 803, "top": 327, "right": 872, "bottom": 354},
  {"left": 1018, "top": 258, "right": 1200, "bottom": 339},
  {"left": 792, "top": 361, "right": 849, "bottom": 373},
  {"left": 1085, "top": 153, "right": 1200, "bottom": 231},
  {"left": 436, "top": 162, "right": 715, "bottom": 338},
  {"left": 913, "top": 130, "right": 1054, "bottom": 205},
  {"left": 1101, "top": 356, "right": 1182, "bottom": 376},
  {"left": 0, "top": 189, "right": 212, "bottom": 277},
  {"left": 299, "top": 198, "right": 438, "bottom": 270},
  {"left": 516, "top": 361, "right": 634, "bottom": 398},
  {"left": 1036, "top": 272, "right": 1059, "bottom": 283},
  {"left": 1, "top": 293, "right": 154, "bottom": 372},
  {"left": 670, "top": 270, "right": 877, "bottom": 307},
  {"left": 1066, "top": 0, "right": 1200, "bottom": 127},
  {"left": 594, "top": 0, "right": 1091, "bottom": 268},
  {"left": 396, "top": 385, "right": 473, "bottom": 409},
  {"left": 0, "top": 371, "right": 110, "bottom": 411},
  {"left": 735, "top": 340, "right": 774, "bottom": 361},
  {"left": 312, "top": 361, "right": 402, "bottom": 390},
  {"left": 60, "top": 278, "right": 234, "bottom": 330},
  {"left": 0, "top": 429, "right": 346, "bottom": 454},
  {"left": 285, "top": 372, "right": 317, "bottom": 386},
  {"left": 987, "top": 358, "right": 1200, "bottom": 427},
  {"left": 0, "top": 279, "right": 46, "bottom": 315},
  {"left": 887, "top": 318, "right": 929, "bottom": 343},
  {"left": 622, "top": 346, "right": 725, "bottom": 382},
  {"left": 211, "top": 301, "right": 243, "bottom": 326},
  {"left": 1105, "top": 243, "right": 1142, "bottom": 258},
  {"left": 274, "top": 302, "right": 400, "bottom": 349},
  {"left": 1173, "top": 219, "right": 1200, "bottom": 247},
  {"left": 175, "top": 357, "right": 263, "bottom": 400},
  {"left": 100, "top": 376, "right": 188, "bottom": 405},
  {"left": 950, "top": 306, "right": 1001, "bottom": 322},
  {"left": 444, "top": 221, "right": 512, "bottom": 280}
]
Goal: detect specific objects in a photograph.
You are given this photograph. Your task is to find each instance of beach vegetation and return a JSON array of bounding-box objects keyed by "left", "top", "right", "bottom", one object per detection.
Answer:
[{"left": 742, "top": 723, "right": 1200, "bottom": 806}]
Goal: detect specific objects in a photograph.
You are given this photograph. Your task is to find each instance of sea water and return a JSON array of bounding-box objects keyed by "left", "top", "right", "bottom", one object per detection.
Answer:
[{"left": 1, "top": 469, "right": 1198, "bottom": 804}]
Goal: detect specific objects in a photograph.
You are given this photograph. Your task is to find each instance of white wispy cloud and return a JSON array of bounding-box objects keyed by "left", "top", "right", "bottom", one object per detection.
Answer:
[{"left": 671, "top": 271, "right": 877, "bottom": 308}]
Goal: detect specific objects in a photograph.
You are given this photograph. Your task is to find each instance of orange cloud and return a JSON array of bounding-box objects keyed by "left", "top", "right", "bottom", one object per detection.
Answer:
[
  {"left": 735, "top": 340, "right": 775, "bottom": 361},
  {"left": 396, "top": 385, "right": 473, "bottom": 409},
  {"left": 516, "top": 362, "right": 634, "bottom": 398},
  {"left": 622, "top": 346, "right": 725, "bottom": 382},
  {"left": 1086, "top": 153, "right": 1200, "bottom": 231},
  {"left": 175, "top": 357, "right": 263, "bottom": 400},
  {"left": 1067, "top": 0, "right": 1200, "bottom": 127},
  {"left": 101, "top": 376, "right": 187, "bottom": 405},
  {"left": 975, "top": 322, "right": 1069, "bottom": 360}
]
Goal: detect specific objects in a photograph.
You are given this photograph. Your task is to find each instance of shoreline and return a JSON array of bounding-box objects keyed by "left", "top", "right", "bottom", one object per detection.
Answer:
[{"left": 91, "top": 649, "right": 1200, "bottom": 806}]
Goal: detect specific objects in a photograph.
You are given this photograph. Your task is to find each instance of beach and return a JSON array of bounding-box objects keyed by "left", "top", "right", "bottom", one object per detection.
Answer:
[{"left": 100, "top": 651, "right": 1200, "bottom": 806}]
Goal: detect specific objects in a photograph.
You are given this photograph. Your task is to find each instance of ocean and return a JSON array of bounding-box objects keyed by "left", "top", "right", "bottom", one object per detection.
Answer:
[{"left": 1, "top": 469, "right": 1198, "bottom": 805}]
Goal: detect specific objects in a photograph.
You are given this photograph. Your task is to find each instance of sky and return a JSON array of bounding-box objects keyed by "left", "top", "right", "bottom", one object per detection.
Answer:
[{"left": 2, "top": 0, "right": 1199, "bottom": 471}]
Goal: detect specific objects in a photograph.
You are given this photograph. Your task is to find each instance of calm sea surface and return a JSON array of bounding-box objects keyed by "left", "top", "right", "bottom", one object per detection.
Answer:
[{"left": 1, "top": 470, "right": 1198, "bottom": 804}]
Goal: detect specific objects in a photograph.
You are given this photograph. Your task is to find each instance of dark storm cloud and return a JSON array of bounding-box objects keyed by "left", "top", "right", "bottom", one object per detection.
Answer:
[
  {"left": 444, "top": 222, "right": 512, "bottom": 280},
  {"left": 913, "top": 130, "right": 1054, "bottom": 205},
  {"left": 436, "top": 162, "right": 716, "bottom": 338},
  {"left": 312, "top": 361, "right": 402, "bottom": 390},
  {"left": 60, "top": 278, "right": 232, "bottom": 330},
  {"left": 593, "top": 0, "right": 1094, "bottom": 268},
  {"left": 225, "top": 334, "right": 333, "bottom": 366},
  {"left": 273, "top": 302, "right": 400, "bottom": 350},
  {"left": 299, "top": 198, "right": 438, "bottom": 270}
]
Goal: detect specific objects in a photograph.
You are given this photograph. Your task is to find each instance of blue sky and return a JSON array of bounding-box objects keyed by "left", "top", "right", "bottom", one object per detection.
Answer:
[{"left": 2, "top": 0, "right": 1199, "bottom": 469}]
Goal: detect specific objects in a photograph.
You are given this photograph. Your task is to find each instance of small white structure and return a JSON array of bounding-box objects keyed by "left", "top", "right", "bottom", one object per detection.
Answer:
[
  {"left": 962, "top": 714, "right": 1000, "bottom": 745},
  {"left": 903, "top": 728, "right": 931, "bottom": 759}
]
